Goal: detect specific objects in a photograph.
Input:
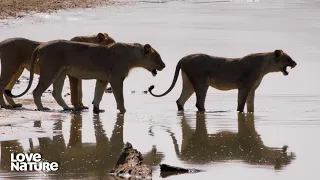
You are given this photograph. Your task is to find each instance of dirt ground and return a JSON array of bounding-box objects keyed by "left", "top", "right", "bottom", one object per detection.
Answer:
[{"left": 0, "top": 0, "right": 127, "bottom": 19}]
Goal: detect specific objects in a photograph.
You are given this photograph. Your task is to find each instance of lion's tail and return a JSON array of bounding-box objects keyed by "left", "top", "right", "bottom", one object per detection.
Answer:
[
  {"left": 148, "top": 60, "right": 182, "bottom": 97},
  {"left": 5, "top": 46, "right": 38, "bottom": 98}
]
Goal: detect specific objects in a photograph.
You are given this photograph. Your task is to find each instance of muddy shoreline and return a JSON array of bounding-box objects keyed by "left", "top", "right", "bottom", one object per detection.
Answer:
[{"left": 0, "top": 0, "right": 129, "bottom": 20}]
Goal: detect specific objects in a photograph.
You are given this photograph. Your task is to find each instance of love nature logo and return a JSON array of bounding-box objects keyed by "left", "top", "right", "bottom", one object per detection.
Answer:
[{"left": 10, "top": 153, "right": 59, "bottom": 172}]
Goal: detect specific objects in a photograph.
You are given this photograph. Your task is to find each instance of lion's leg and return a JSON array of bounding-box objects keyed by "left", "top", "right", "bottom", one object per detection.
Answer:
[
  {"left": 110, "top": 78, "right": 126, "bottom": 114},
  {"left": 92, "top": 80, "right": 108, "bottom": 114},
  {"left": 4, "top": 66, "right": 24, "bottom": 108},
  {"left": 246, "top": 90, "right": 255, "bottom": 113},
  {"left": 68, "top": 75, "right": 81, "bottom": 110},
  {"left": 33, "top": 68, "right": 61, "bottom": 111},
  {"left": 176, "top": 71, "right": 194, "bottom": 111},
  {"left": 33, "top": 84, "right": 52, "bottom": 111},
  {"left": 77, "top": 80, "right": 88, "bottom": 109},
  {"left": 190, "top": 76, "right": 209, "bottom": 112},
  {"left": 25, "top": 60, "right": 41, "bottom": 75},
  {"left": 52, "top": 71, "right": 74, "bottom": 111},
  {"left": 237, "top": 88, "right": 251, "bottom": 113},
  {"left": 0, "top": 60, "right": 22, "bottom": 109}
]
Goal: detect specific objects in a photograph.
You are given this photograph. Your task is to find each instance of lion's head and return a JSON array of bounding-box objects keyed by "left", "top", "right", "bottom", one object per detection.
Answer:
[
  {"left": 141, "top": 44, "right": 166, "bottom": 76},
  {"left": 97, "top": 32, "right": 116, "bottom": 45},
  {"left": 273, "top": 50, "right": 297, "bottom": 76}
]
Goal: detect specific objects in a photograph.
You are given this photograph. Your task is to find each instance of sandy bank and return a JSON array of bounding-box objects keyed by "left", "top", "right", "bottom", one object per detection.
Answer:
[{"left": 0, "top": 0, "right": 129, "bottom": 20}]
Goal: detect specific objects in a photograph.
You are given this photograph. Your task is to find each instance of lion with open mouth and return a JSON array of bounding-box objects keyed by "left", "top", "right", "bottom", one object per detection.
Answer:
[
  {"left": 5, "top": 41, "right": 165, "bottom": 114},
  {"left": 149, "top": 49, "right": 297, "bottom": 113}
]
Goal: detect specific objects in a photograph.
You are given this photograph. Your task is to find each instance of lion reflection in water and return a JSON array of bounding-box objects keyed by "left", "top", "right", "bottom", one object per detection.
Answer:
[
  {"left": 0, "top": 114, "right": 164, "bottom": 177},
  {"left": 168, "top": 112, "right": 295, "bottom": 169}
]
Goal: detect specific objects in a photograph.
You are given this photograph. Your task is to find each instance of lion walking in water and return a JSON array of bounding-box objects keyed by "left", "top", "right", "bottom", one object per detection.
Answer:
[
  {"left": 0, "top": 33, "right": 115, "bottom": 110},
  {"left": 6, "top": 40, "right": 166, "bottom": 113},
  {"left": 149, "top": 50, "right": 297, "bottom": 113}
]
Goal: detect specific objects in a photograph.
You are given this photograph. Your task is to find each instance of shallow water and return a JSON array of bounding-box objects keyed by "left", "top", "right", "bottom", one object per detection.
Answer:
[{"left": 0, "top": 0, "right": 320, "bottom": 179}]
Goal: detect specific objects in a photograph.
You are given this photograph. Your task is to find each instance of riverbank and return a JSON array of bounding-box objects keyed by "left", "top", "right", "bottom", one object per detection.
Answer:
[{"left": 0, "top": 0, "right": 127, "bottom": 20}]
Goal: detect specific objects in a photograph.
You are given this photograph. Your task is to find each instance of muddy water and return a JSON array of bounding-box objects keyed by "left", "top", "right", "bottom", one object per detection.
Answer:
[{"left": 1, "top": 0, "right": 320, "bottom": 179}]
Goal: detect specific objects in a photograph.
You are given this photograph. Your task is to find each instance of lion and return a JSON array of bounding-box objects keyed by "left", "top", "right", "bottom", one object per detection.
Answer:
[
  {"left": 0, "top": 33, "right": 115, "bottom": 110},
  {"left": 148, "top": 50, "right": 297, "bottom": 113},
  {"left": 5, "top": 40, "right": 166, "bottom": 114}
]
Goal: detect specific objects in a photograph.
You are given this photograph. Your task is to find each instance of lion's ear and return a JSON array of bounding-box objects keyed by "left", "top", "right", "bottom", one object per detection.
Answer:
[
  {"left": 97, "top": 33, "right": 105, "bottom": 41},
  {"left": 274, "top": 49, "right": 283, "bottom": 58},
  {"left": 143, "top": 44, "right": 152, "bottom": 54}
]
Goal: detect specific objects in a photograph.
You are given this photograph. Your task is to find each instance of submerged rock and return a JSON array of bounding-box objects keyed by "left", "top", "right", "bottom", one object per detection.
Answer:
[
  {"left": 110, "top": 143, "right": 202, "bottom": 179},
  {"left": 159, "top": 164, "right": 203, "bottom": 178},
  {"left": 160, "top": 164, "right": 202, "bottom": 173},
  {"left": 110, "top": 142, "right": 152, "bottom": 179}
]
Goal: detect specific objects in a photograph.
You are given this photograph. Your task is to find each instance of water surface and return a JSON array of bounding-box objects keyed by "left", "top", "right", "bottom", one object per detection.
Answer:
[{"left": 0, "top": 0, "right": 319, "bottom": 179}]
